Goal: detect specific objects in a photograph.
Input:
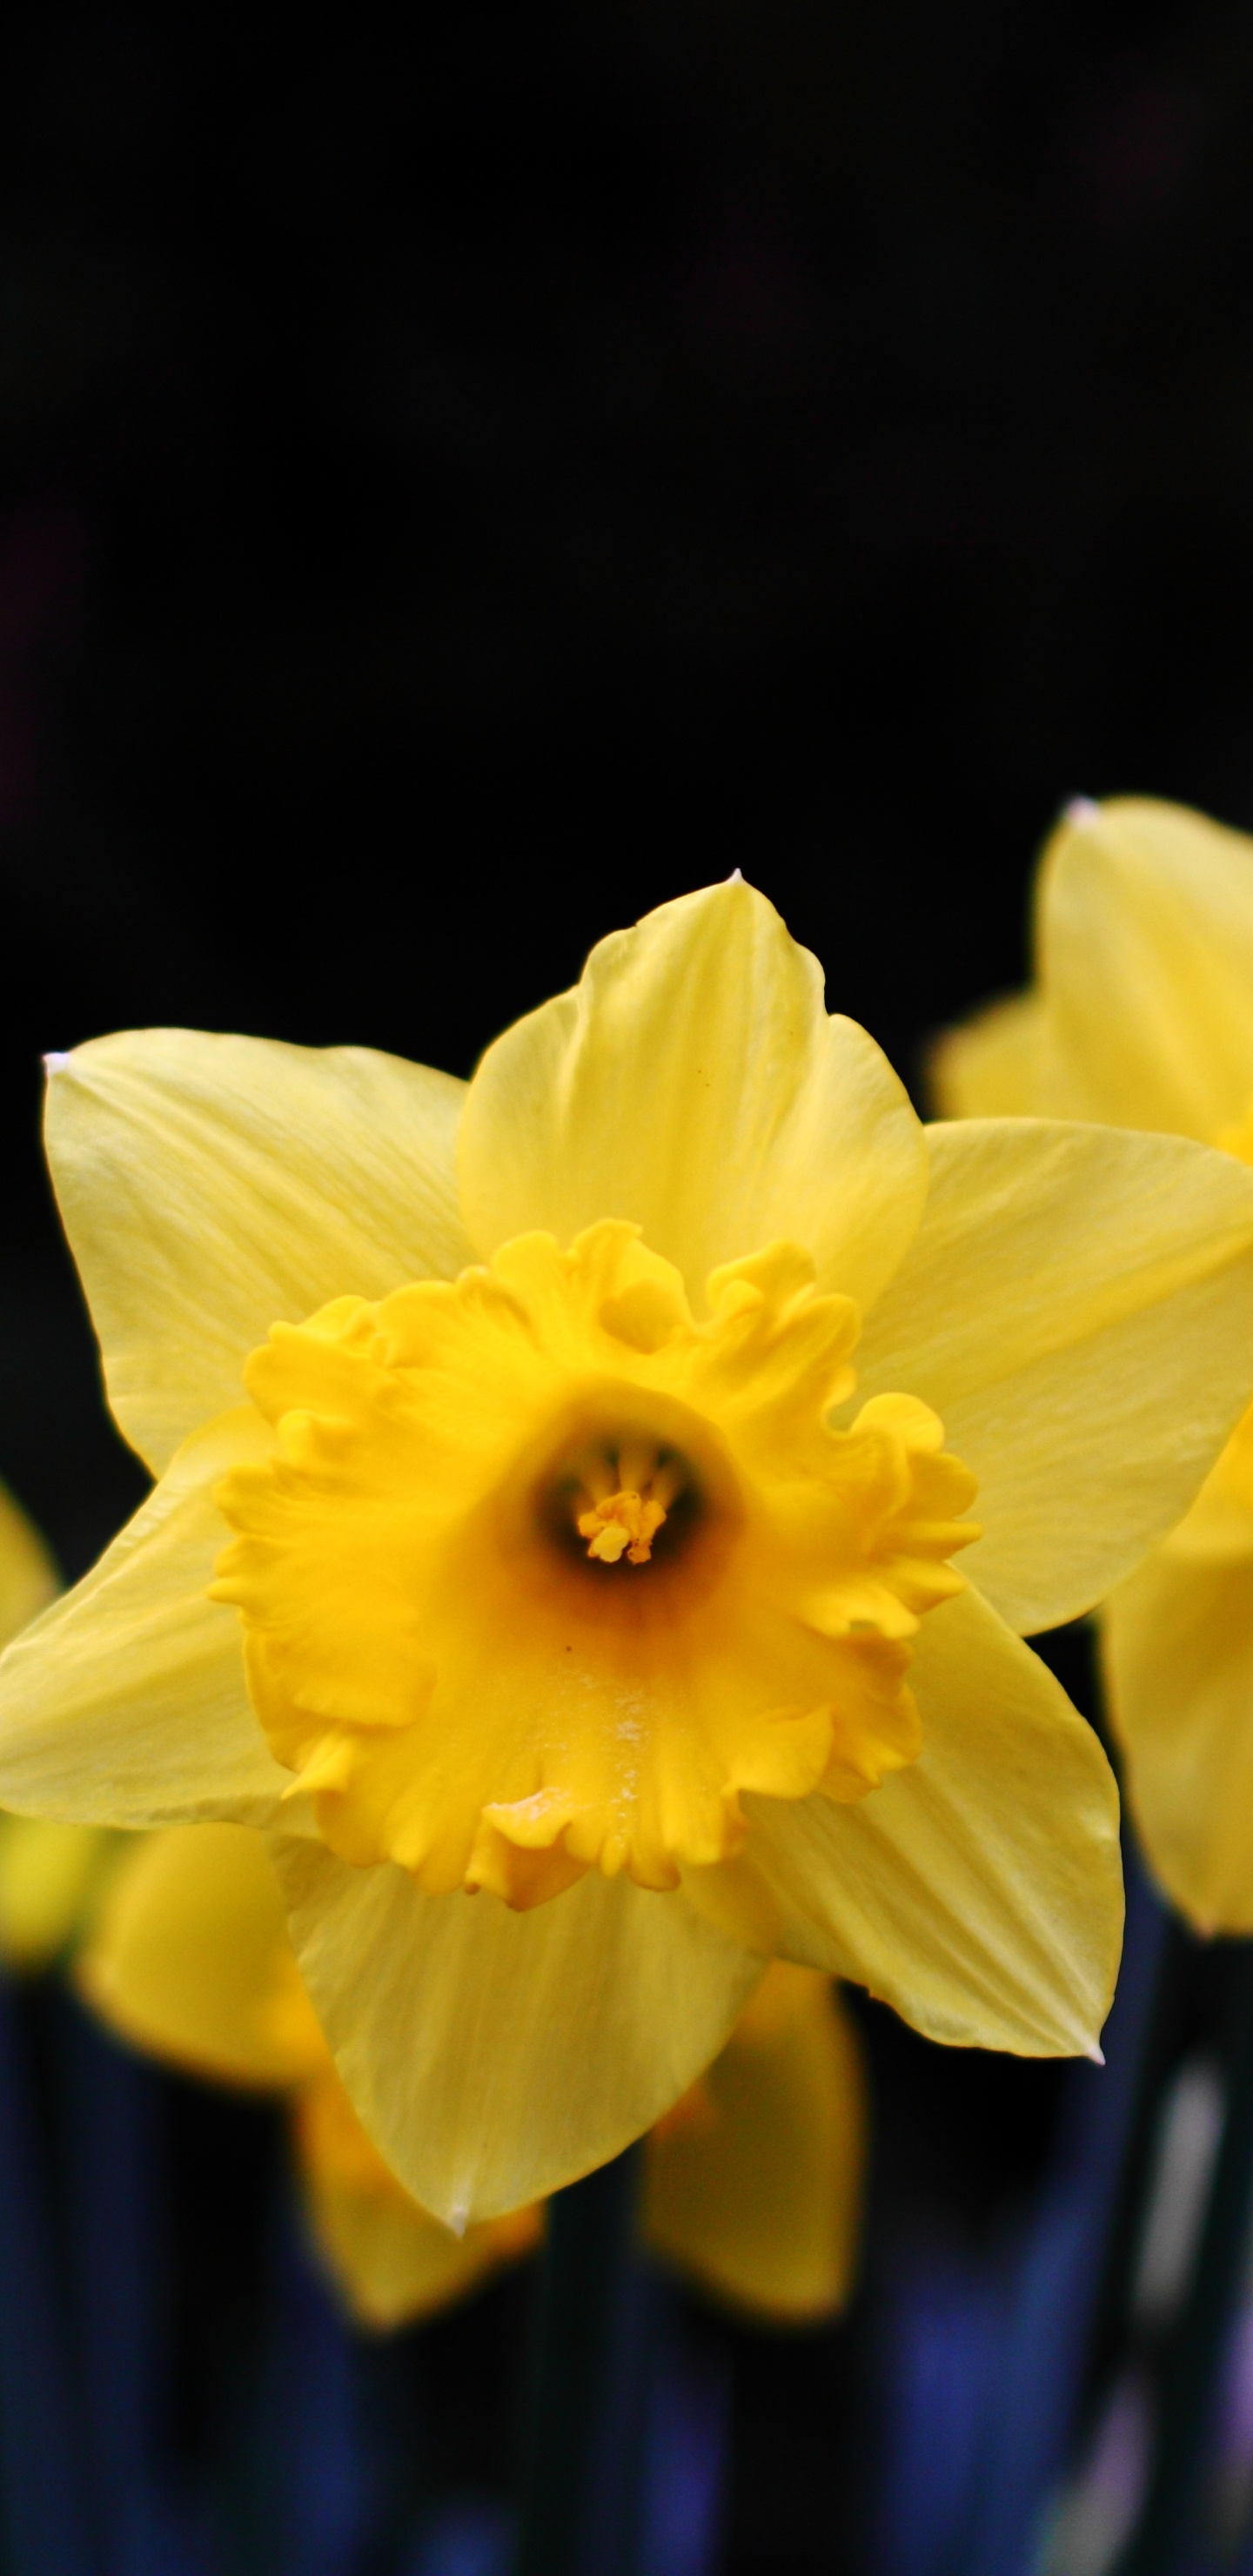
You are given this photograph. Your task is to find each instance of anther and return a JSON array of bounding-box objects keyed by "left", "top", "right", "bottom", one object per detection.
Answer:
[{"left": 577, "top": 1490, "right": 667, "bottom": 1566}]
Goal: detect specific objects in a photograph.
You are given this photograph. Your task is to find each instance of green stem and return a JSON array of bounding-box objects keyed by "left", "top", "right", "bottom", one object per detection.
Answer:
[
  {"left": 1121, "top": 1942, "right": 1253, "bottom": 2576},
  {"left": 513, "top": 2146, "right": 647, "bottom": 2576}
]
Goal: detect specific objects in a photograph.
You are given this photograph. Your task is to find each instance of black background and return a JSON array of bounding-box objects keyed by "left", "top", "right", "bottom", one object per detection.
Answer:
[
  {"left": 4, "top": 0, "right": 1252, "bottom": 1572},
  {"left": 0, "top": 9, "right": 1246, "bottom": 2565}
]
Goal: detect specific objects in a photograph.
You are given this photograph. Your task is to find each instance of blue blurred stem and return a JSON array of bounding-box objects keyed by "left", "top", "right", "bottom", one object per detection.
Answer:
[
  {"left": 961, "top": 1845, "right": 1171, "bottom": 2576},
  {"left": 52, "top": 1993, "right": 178, "bottom": 2576},
  {"left": 513, "top": 2148, "right": 648, "bottom": 2576},
  {"left": 1120, "top": 1941, "right": 1253, "bottom": 2576},
  {"left": 0, "top": 1981, "right": 97, "bottom": 2576}
]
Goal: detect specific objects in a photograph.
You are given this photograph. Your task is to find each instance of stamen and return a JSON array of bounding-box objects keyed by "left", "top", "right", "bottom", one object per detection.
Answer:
[
  {"left": 571, "top": 1445, "right": 616, "bottom": 1504},
  {"left": 616, "top": 1437, "right": 656, "bottom": 1495},
  {"left": 577, "top": 1490, "right": 668, "bottom": 1566}
]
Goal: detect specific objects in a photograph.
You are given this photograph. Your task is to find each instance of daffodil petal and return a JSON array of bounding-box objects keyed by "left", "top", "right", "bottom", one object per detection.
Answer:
[
  {"left": 856, "top": 1118, "right": 1253, "bottom": 1634},
  {"left": 458, "top": 878, "right": 927, "bottom": 1311},
  {"left": 732, "top": 1585, "right": 1122, "bottom": 2057},
  {"left": 643, "top": 1967, "right": 865, "bottom": 2322},
  {"left": 1041, "top": 796, "right": 1253, "bottom": 1138},
  {"left": 302, "top": 2172, "right": 535, "bottom": 2333},
  {"left": 0, "top": 1818, "right": 117, "bottom": 1972},
  {"left": 270, "top": 1834, "right": 765, "bottom": 2225},
  {"left": 1103, "top": 1554, "right": 1253, "bottom": 1934},
  {"left": 77, "top": 1822, "right": 325, "bottom": 2087},
  {"left": 0, "top": 1412, "right": 288, "bottom": 1828},
  {"left": 928, "top": 992, "right": 1080, "bottom": 1123},
  {"left": 298, "top": 2110, "right": 540, "bottom": 2332},
  {"left": 46, "top": 1031, "right": 471, "bottom": 1472}
]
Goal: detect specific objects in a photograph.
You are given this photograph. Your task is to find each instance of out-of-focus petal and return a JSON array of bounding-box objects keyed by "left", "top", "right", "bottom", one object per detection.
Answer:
[
  {"left": 726, "top": 1585, "right": 1122, "bottom": 2058},
  {"left": 643, "top": 1964, "right": 865, "bottom": 2321},
  {"left": 46, "top": 1032, "right": 470, "bottom": 1472},
  {"left": 928, "top": 992, "right": 1080, "bottom": 1122},
  {"left": 856, "top": 1118, "right": 1253, "bottom": 1634},
  {"left": 77, "top": 1821, "right": 325, "bottom": 2087},
  {"left": 1040, "top": 796, "right": 1253, "bottom": 1138},
  {"left": 0, "top": 1481, "right": 57, "bottom": 1649},
  {"left": 1104, "top": 1552, "right": 1253, "bottom": 1935},
  {"left": 459, "top": 879, "right": 927, "bottom": 1312},
  {"left": 0, "top": 1818, "right": 118, "bottom": 1971},
  {"left": 0, "top": 1412, "right": 289, "bottom": 1828},
  {"left": 294, "top": 2063, "right": 541, "bottom": 2331},
  {"left": 271, "top": 1835, "right": 765, "bottom": 2226}
]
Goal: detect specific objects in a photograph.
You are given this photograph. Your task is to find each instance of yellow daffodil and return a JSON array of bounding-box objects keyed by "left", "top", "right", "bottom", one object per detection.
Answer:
[
  {"left": 0, "top": 880, "right": 1251, "bottom": 2221},
  {"left": 0, "top": 1480, "right": 114, "bottom": 1969},
  {"left": 77, "top": 1821, "right": 864, "bottom": 2331},
  {"left": 935, "top": 795, "right": 1253, "bottom": 1935}
]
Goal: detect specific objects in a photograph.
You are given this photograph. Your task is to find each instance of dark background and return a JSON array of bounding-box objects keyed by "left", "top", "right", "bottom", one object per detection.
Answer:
[
  {"left": 0, "top": 9, "right": 1245, "bottom": 2566},
  {"left": 3, "top": 0, "right": 1251, "bottom": 1575}
]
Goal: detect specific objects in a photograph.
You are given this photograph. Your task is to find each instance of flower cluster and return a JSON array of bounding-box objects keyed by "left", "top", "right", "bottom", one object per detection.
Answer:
[{"left": 2, "top": 864, "right": 1253, "bottom": 2248}]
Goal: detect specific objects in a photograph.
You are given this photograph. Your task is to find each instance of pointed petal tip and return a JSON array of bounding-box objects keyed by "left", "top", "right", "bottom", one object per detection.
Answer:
[
  {"left": 1063, "top": 797, "right": 1101, "bottom": 829},
  {"left": 1086, "top": 2042, "right": 1106, "bottom": 2066},
  {"left": 446, "top": 2198, "right": 469, "bottom": 2240},
  {"left": 43, "top": 1051, "right": 72, "bottom": 1076}
]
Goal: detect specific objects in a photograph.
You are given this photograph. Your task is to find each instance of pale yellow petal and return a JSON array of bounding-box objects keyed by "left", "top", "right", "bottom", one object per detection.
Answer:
[
  {"left": 295, "top": 2066, "right": 541, "bottom": 2331},
  {"left": 0, "top": 1412, "right": 288, "bottom": 1828},
  {"left": 856, "top": 1118, "right": 1253, "bottom": 1635},
  {"left": 928, "top": 993, "right": 1081, "bottom": 1123},
  {"left": 643, "top": 1966, "right": 865, "bottom": 2322},
  {"left": 1040, "top": 796, "right": 1253, "bottom": 1138},
  {"left": 1103, "top": 1553, "right": 1253, "bottom": 1934},
  {"left": 77, "top": 1822, "right": 325, "bottom": 2087},
  {"left": 0, "top": 1482, "right": 57, "bottom": 1649},
  {"left": 47, "top": 1031, "right": 471, "bottom": 1472},
  {"left": 1165, "top": 1405, "right": 1253, "bottom": 1563},
  {"left": 270, "top": 1834, "right": 765, "bottom": 2226},
  {"left": 0, "top": 1818, "right": 118, "bottom": 1971},
  {"left": 458, "top": 878, "right": 927, "bottom": 1311},
  {"left": 720, "top": 1585, "right": 1122, "bottom": 2057}
]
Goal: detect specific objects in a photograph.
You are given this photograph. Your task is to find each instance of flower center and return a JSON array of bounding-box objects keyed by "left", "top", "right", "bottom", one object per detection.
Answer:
[
  {"left": 574, "top": 1443, "right": 678, "bottom": 1566},
  {"left": 211, "top": 1221, "right": 979, "bottom": 1911},
  {"left": 579, "top": 1486, "right": 667, "bottom": 1565},
  {"left": 530, "top": 1424, "right": 717, "bottom": 1580}
]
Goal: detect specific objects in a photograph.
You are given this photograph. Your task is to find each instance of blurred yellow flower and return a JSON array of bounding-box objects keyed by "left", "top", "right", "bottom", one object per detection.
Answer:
[
  {"left": 0, "top": 1479, "right": 56, "bottom": 1648},
  {"left": 75, "top": 1821, "right": 864, "bottom": 2331},
  {"left": 1, "top": 879, "right": 1251, "bottom": 2218},
  {"left": 935, "top": 796, "right": 1253, "bottom": 1934},
  {"left": 0, "top": 1479, "right": 116, "bottom": 1969}
]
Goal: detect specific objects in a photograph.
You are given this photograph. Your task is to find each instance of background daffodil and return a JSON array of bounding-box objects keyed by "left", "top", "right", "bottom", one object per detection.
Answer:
[
  {"left": 1, "top": 878, "right": 1253, "bottom": 2221},
  {"left": 0, "top": 1479, "right": 56, "bottom": 1650},
  {"left": 70, "top": 1820, "right": 864, "bottom": 2331},
  {"left": 0, "top": 1478, "right": 117, "bottom": 1969},
  {"left": 935, "top": 796, "right": 1253, "bottom": 1936}
]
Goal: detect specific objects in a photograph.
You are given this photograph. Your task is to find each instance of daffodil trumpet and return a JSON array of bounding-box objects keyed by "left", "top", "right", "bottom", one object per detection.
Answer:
[
  {"left": 935, "top": 796, "right": 1253, "bottom": 1938},
  {"left": 3, "top": 879, "right": 1253, "bottom": 2225}
]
